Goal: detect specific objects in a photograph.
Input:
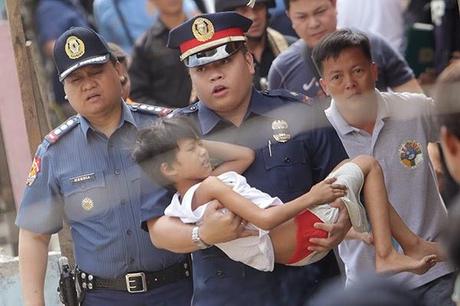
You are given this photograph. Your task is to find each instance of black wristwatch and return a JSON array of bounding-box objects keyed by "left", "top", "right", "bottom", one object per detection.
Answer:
[{"left": 192, "top": 226, "right": 211, "bottom": 249}]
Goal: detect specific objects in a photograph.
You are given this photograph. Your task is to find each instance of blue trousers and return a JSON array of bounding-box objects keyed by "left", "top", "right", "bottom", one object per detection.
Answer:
[{"left": 82, "top": 279, "right": 193, "bottom": 306}]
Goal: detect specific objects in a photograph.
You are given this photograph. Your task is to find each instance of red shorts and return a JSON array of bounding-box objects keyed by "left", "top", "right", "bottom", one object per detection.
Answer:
[{"left": 287, "top": 209, "right": 329, "bottom": 264}]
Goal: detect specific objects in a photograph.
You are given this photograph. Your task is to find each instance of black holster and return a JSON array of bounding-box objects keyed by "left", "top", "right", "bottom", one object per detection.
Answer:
[{"left": 57, "top": 256, "right": 80, "bottom": 306}]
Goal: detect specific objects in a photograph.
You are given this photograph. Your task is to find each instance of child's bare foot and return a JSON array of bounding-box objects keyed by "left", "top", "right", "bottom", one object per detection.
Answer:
[
  {"left": 376, "top": 250, "right": 437, "bottom": 275},
  {"left": 404, "top": 239, "right": 446, "bottom": 262}
]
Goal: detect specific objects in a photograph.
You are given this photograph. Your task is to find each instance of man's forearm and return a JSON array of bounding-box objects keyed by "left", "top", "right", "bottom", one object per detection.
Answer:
[
  {"left": 148, "top": 203, "right": 250, "bottom": 253},
  {"left": 18, "top": 229, "right": 51, "bottom": 306},
  {"left": 148, "top": 217, "right": 200, "bottom": 253}
]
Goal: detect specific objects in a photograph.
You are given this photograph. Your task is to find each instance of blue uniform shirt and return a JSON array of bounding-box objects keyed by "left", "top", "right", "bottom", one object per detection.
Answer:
[
  {"left": 16, "top": 102, "right": 187, "bottom": 279},
  {"left": 141, "top": 89, "right": 348, "bottom": 305}
]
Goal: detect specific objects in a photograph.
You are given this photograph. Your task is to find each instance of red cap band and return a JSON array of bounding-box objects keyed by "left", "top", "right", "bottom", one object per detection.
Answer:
[{"left": 179, "top": 27, "right": 245, "bottom": 54}]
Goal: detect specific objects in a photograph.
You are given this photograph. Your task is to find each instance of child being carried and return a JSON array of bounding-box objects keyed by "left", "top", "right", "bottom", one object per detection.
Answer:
[{"left": 133, "top": 117, "right": 443, "bottom": 274}]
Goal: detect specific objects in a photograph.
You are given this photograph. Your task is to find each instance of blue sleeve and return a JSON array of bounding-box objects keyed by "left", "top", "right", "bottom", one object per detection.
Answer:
[
  {"left": 93, "top": 0, "right": 115, "bottom": 42},
  {"left": 370, "top": 34, "right": 414, "bottom": 88},
  {"left": 139, "top": 174, "right": 175, "bottom": 231},
  {"left": 35, "top": 2, "right": 88, "bottom": 46},
  {"left": 268, "top": 58, "right": 284, "bottom": 90},
  {"left": 15, "top": 145, "right": 64, "bottom": 234}
]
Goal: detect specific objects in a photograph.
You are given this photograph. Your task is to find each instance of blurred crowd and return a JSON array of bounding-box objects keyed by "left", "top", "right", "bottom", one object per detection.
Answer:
[
  {"left": 31, "top": 0, "right": 460, "bottom": 203},
  {"left": 30, "top": 0, "right": 459, "bottom": 115}
]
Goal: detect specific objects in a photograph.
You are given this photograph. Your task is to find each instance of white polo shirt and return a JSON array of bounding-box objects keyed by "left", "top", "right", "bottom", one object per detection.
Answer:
[{"left": 325, "top": 90, "right": 453, "bottom": 288}]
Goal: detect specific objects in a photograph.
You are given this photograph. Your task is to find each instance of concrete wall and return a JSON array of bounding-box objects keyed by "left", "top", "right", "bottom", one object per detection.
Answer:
[{"left": 0, "top": 252, "right": 61, "bottom": 306}]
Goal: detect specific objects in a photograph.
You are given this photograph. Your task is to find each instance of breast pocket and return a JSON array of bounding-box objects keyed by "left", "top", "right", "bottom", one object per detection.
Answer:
[
  {"left": 261, "top": 140, "right": 312, "bottom": 195},
  {"left": 61, "top": 171, "right": 108, "bottom": 221}
]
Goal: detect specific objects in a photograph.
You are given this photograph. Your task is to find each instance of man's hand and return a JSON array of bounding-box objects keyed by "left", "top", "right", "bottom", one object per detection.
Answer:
[
  {"left": 199, "top": 200, "right": 257, "bottom": 245},
  {"left": 308, "top": 199, "right": 351, "bottom": 252}
]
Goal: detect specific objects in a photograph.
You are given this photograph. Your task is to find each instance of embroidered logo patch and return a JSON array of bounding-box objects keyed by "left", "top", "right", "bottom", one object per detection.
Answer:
[
  {"left": 26, "top": 156, "right": 41, "bottom": 186},
  {"left": 399, "top": 140, "right": 423, "bottom": 169}
]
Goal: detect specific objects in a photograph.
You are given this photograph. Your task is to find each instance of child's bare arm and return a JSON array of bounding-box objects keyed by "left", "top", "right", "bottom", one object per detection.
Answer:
[
  {"left": 202, "top": 140, "right": 255, "bottom": 175},
  {"left": 193, "top": 176, "right": 346, "bottom": 231}
]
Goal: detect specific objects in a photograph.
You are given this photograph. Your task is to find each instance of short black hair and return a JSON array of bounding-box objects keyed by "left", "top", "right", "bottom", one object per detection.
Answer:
[
  {"left": 434, "top": 61, "right": 460, "bottom": 139},
  {"left": 283, "top": 0, "right": 333, "bottom": 11},
  {"left": 132, "top": 116, "right": 199, "bottom": 187},
  {"left": 283, "top": 0, "right": 295, "bottom": 10},
  {"left": 312, "top": 29, "right": 372, "bottom": 75}
]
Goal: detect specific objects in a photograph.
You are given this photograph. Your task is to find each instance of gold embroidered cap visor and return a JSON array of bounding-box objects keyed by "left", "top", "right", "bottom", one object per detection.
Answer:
[{"left": 183, "top": 41, "right": 245, "bottom": 68}]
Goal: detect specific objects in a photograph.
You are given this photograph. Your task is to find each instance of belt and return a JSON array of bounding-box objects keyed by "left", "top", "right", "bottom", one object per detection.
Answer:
[{"left": 77, "top": 257, "right": 192, "bottom": 293}]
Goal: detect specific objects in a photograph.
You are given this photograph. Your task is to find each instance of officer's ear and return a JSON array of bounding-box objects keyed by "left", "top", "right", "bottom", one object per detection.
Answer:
[
  {"left": 243, "top": 50, "right": 255, "bottom": 74},
  {"left": 112, "top": 60, "right": 123, "bottom": 78},
  {"left": 319, "top": 78, "right": 330, "bottom": 96},
  {"left": 441, "top": 126, "right": 460, "bottom": 159}
]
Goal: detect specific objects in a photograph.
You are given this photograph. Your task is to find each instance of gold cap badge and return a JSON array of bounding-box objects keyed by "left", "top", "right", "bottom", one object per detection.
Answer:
[
  {"left": 272, "top": 120, "right": 291, "bottom": 143},
  {"left": 65, "top": 36, "right": 85, "bottom": 59},
  {"left": 192, "top": 18, "right": 215, "bottom": 42},
  {"left": 81, "top": 197, "right": 94, "bottom": 211}
]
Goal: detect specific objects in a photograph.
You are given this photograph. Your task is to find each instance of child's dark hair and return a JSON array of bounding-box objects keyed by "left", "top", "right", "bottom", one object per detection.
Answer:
[
  {"left": 132, "top": 116, "right": 199, "bottom": 187},
  {"left": 312, "top": 29, "right": 372, "bottom": 75}
]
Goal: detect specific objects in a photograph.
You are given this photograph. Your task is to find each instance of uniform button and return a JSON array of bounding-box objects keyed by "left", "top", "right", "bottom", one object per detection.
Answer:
[
  {"left": 284, "top": 157, "right": 291, "bottom": 163},
  {"left": 120, "top": 199, "right": 126, "bottom": 206},
  {"left": 114, "top": 169, "right": 121, "bottom": 175},
  {"left": 216, "top": 270, "right": 224, "bottom": 277},
  {"left": 126, "top": 229, "right": 132, "bottom": 236},
  {"left": 129, "top": 258, "right": 135, "bottom": 264}
]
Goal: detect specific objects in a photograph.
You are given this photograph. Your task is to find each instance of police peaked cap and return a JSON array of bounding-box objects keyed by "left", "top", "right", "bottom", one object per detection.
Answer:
[
  {"left": 167, "top": 12, "right": 252, "bottom": 67},
  {"left": 53, "top": 27, "right": 113, "bottom": 81}
]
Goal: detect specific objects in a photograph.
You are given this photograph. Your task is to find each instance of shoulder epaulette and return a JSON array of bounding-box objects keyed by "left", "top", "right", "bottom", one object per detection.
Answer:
[
  {"left": 261, "top": 89, "right": 309, "bottom": 104},
  {"left": 128, "top": 102, "right": 174, "bottom": 117},
  {"left": 172, "top": 102, "right": 199, "bottom": 116},
  {"left": 44, "top": 115, "right": 80, "bottom": 144}
]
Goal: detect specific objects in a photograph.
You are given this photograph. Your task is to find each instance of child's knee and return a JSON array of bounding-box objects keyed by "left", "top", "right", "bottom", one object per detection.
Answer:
[{"left": 352, "top": 155, "right": 381, "bottom": 172}]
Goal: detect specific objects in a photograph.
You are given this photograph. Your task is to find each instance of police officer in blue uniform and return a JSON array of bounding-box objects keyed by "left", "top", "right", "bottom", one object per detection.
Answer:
[
  {"left": 16, "top": 27, "right": 192, "bottom": 306},
  {"left": 141, "top": 11, "right": 352, "bottom": 306}
]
